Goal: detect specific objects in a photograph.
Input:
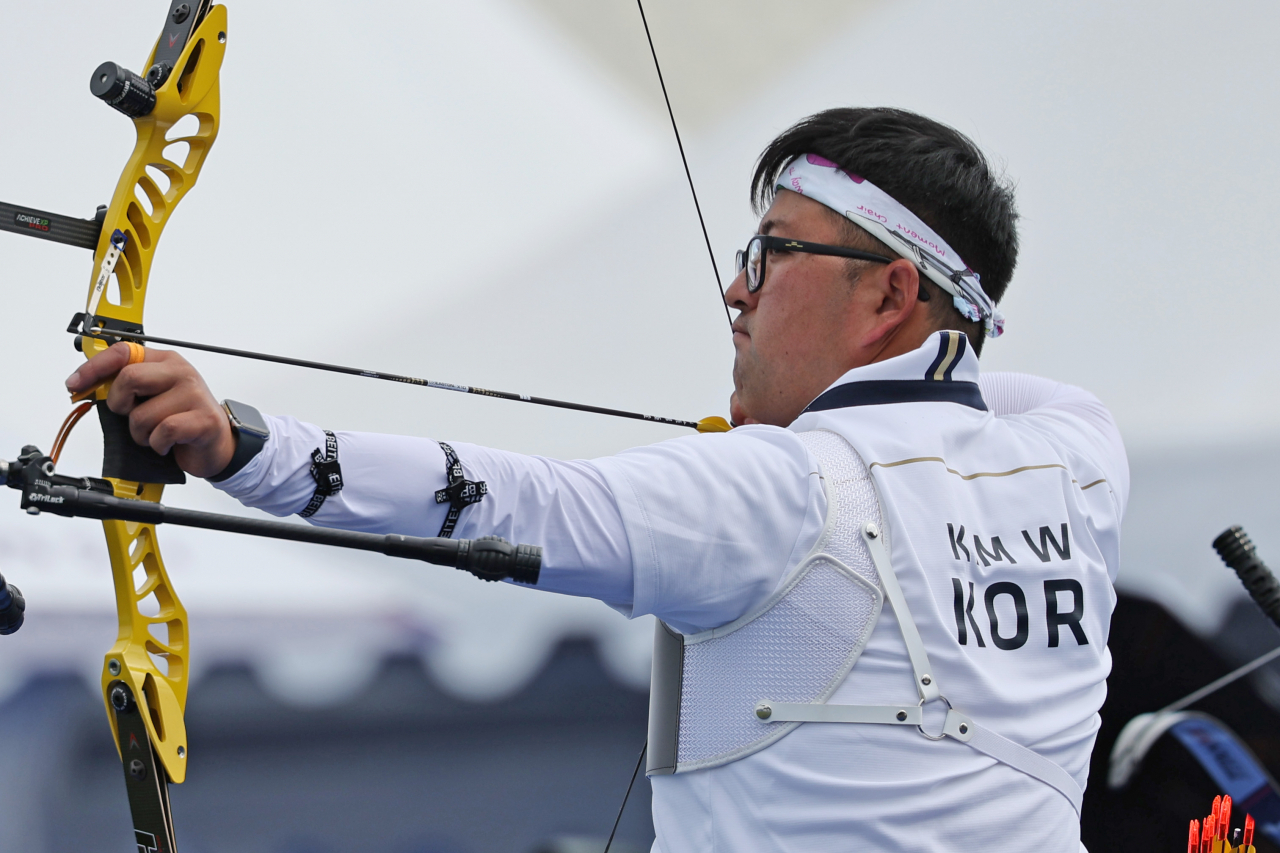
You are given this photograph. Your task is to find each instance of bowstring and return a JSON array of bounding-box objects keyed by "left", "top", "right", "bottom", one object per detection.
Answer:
[
  {"left": 603, "top": 739, "right": 647, "bottom": 853},
  {"left": 606, "top": 5, "right": 730, "bottom": 847},
  {"left": 635, "top": 0, "right": 733, "bottom": 330},
  {"left": 598, "top": 4, "right": 723, "bottom": 846}
]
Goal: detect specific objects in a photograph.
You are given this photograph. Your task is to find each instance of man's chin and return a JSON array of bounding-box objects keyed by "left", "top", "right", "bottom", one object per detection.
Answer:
[{"left": 728, "top": 393, "right": 744, "bottom": 426}]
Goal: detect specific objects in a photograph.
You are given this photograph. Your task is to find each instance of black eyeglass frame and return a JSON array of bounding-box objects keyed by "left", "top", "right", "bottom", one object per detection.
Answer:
[{"left": 735, "top": 235, "right": 896, "bottom": 294}]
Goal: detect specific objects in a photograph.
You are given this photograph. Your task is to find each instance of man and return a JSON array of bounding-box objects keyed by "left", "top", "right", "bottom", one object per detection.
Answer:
[{"left": 68, "top": 107, "right": 1127, "bottom": 851}]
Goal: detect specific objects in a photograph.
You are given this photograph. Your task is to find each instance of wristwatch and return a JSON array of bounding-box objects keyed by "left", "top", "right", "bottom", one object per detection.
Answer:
[{"left": 207, "top": 399, "right": 270, "bottom": 482}]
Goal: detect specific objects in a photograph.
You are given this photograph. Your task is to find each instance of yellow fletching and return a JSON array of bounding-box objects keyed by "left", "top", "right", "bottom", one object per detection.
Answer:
[{"left": 696, "top": 416, "right": 732, "bottom": 433}]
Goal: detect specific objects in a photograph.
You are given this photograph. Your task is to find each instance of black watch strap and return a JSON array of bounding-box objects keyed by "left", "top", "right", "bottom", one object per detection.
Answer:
[{"left": 208, "top": 400, "right": 270, "bottom": 483}]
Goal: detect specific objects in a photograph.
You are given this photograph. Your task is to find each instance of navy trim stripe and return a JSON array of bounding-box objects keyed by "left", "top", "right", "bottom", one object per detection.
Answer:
[
  {"left": 924, "top": 334, "right": 951, "bottom": 380},
  {"left": 804, "top": 380, "right": 988, "bottom": 413},
  {"left": 944, "top": 335, "right": 967, "bottom": 382}
]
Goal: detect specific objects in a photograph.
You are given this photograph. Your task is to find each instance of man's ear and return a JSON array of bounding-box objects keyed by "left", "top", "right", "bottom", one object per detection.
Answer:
[{"left": 859, "top": 259, "right": 922, "bottom": 344}]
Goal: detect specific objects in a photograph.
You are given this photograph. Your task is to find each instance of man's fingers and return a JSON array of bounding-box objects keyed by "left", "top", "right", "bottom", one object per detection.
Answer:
[
  {"left": 148, "top": 408, "right": 223, "bottom": 457},
  {"left": 104, "top": 352, "right": 192, "bottom": 415},
  {"left": 65, "top": 342, "right": 137, "bottom": 393},
  {"left": 126, "top": 382, "right": 219, "bottom": 449},
  {"left": 126, "top": 392, "right": 182, "bottom": 449},
  {"left": 106, "top": 364, "right": 160, "bottom": 416},
  {"left": 65, "top": 343, "right": 228, "bottom": 477},
  {"left": 157, "top": 411, "right": 235, "bottom": 479}
]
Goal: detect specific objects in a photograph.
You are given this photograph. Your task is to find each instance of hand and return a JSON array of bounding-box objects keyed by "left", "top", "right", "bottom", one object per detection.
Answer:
[{"left": 65, "top": 343, "right": 235, "bottom": 478}]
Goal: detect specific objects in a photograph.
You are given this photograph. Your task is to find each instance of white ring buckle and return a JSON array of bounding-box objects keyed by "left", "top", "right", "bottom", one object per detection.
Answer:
[{"left": 916, "top": 695, "right": 953, "bottom": 741}]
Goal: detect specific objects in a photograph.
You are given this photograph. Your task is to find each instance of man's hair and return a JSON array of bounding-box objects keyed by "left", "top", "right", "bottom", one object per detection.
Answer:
[{"left": 751, "top": 108, "right": 1018, "bottom": 355}]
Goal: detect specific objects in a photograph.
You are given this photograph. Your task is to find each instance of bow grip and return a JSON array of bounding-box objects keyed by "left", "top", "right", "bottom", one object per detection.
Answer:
[{"left": 97, "top": 403, "right": 186, "bottom": 484}]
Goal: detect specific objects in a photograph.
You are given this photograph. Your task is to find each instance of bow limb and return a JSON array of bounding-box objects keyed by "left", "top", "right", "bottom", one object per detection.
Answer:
[{"left": 80, "top": 3, "right": 228, "bottom": 814}]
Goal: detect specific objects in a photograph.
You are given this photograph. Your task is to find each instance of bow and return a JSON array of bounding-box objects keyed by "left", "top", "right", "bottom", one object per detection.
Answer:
[
  {"left": 48, "top": 4, "right": 227, "bottom": 848},
  {"left": 3, "top": 3, "right": 539, "bottom": 846},
  {"left": 1, "top": 1, "right": 722, "bottom": 848},
  {"left": 0, "top": 2, "right": 229, "bottom": 842}
]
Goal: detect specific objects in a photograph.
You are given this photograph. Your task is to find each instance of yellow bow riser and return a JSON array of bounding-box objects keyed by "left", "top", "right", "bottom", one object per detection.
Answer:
[{"left": 83, "top": 5, "right": 228, "bottom": 788}]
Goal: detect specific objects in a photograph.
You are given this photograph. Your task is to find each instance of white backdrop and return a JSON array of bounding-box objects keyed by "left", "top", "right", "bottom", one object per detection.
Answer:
[{"left": 0, "top": 0, "right": 1277, "bottom": 703}]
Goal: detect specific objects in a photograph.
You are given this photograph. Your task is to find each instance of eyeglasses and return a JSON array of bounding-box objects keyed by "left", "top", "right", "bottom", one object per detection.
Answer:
[{"left": 734, "top": 235, "right": 895, "bottom": 294}]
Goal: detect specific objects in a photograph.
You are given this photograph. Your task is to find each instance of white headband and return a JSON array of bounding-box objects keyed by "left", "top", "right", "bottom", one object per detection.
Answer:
[{"left": 779, "top": 154, "right": 1005, "bottom": 338}]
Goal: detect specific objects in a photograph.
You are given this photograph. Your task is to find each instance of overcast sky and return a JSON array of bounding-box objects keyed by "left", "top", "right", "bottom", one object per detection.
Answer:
[{"left": 0, "top": 0, "right": 1277, "bottom": 699}]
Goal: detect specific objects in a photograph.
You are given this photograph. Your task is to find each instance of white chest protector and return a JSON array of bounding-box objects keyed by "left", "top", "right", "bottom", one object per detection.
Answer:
[{"left": 646, "top": 428, "right": 1087, "bottom": 816}]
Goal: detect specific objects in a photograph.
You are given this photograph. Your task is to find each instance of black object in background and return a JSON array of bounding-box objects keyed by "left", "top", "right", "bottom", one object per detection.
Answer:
[
  {"left": 1083, "top": 594, "right": 1280, "bottom": 852},
  {"left": 0, "top": 572, "right": 23, "bottom": 635}
]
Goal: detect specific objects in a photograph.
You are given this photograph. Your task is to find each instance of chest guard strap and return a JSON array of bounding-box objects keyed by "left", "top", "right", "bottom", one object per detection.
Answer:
[
  {"left": 760, "top": 508, "right": 1084, "bottom": 817},
  {"left": 647, "top": 429, "right": 1084, "bottom": 817}
]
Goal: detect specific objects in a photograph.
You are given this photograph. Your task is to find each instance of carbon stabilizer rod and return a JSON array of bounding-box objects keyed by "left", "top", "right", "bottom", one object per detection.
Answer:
[
  {"left": 22, "top": 484, "right": 541, "bottom": 585},
  {"left": 1214, "top": 525, "right": 1280, "bottom": 630}
]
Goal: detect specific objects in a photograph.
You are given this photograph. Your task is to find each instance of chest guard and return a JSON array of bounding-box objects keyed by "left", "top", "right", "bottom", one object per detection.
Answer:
[{"left": 645, "top": 429, "right": 1085, "bottom": 816}]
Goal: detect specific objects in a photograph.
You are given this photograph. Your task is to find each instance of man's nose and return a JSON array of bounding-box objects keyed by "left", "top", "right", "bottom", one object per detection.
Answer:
[{"left": 724, "top": 266, "right": 754, "bottom": 312}]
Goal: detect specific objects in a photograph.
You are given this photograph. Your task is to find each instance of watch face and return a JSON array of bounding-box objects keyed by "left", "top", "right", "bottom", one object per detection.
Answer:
[{"left": 223, "top": 400, "right": 270, "bottom": 439}]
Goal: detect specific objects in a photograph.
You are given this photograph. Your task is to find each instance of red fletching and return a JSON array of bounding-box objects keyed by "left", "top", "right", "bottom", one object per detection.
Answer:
[
  {"left": 1220, "top": 795, "right": 1232, "bottom": 840},
  {"left": 1201, "top": 815, "right": 1215, "bottom": 853},
  {"left": 1213, "top": 795, "right": 1223, "bottom": 825},
  {"left": 1244, "top": 813, "right": 1255, "bottom": 848},
  {"left": 1188, "top": 819, "right": 1200, "bottom": 853}
]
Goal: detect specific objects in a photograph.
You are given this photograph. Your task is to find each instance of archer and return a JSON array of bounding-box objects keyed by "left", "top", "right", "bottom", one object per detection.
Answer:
[{"left": 68, "top": 107, "right": 1126, "bottom": 852}]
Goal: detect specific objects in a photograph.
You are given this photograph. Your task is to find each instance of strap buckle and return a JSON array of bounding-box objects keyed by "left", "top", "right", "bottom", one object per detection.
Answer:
[{"left": 916, "top": 694, "right": 954, "bottom": 741}]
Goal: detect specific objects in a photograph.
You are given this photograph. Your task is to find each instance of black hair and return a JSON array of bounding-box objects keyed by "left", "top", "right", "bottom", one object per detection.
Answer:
[{"left": 751, "top": 108, "right": 1018, "bottom": 355}]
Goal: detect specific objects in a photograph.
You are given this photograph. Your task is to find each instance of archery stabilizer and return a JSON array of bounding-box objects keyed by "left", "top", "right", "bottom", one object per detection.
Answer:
[
  {"left": 1214, "top": 526, "right": 1280, "bottom": 630},
  {"left": 1108, "top": 527, "right": 1280, "bottom": 849},
  {"left": 0, "top": 201, "right": 106, "bottom": 251},
  {"left": 1, "top": 446, "right": 542, "bottom": 584}
]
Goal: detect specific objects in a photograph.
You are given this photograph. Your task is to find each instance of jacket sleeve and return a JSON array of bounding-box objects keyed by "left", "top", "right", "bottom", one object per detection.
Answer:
[
  {"left": 980, "top": 372, "right": 1130, "bottom": 515},
  {"left": 211, "top": 416, "right": 824, "bottom": 631}
]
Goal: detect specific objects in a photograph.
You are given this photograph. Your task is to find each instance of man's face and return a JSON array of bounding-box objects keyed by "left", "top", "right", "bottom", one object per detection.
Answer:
[{"left": 726, "top": 189, "right": 920, "bottom": 427}]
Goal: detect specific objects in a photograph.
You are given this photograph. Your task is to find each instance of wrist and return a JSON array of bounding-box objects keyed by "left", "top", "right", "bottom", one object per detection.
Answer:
[{"left": 207, "top": 400, "right": 270, "bottom": 482}]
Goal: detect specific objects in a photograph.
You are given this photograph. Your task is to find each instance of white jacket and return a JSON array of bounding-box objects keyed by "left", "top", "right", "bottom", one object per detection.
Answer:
[{"left": 216, "top": 330, "right": 1128, "bottom": 852}]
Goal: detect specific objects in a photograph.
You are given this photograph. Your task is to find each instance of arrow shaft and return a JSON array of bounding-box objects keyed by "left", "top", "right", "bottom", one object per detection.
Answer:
[{"left": 75, "top": 325, "right": 704, "bottom": 430}]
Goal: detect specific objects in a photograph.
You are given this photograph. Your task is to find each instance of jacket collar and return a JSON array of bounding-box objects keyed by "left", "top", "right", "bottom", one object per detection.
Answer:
[{"left": 801, "top": 330, "right": 986, "bottom": 414}]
